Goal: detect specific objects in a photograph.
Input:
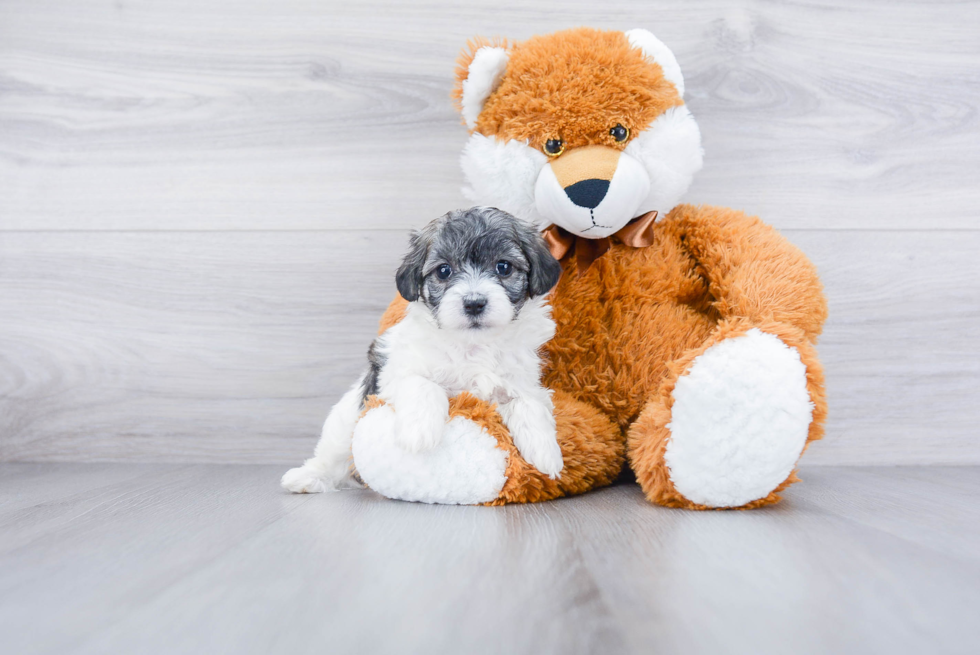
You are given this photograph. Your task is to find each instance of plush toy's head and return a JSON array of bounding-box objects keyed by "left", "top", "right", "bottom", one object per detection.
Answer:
[{"left": 453, "top": 28, "right": 703, "bottom": 239}]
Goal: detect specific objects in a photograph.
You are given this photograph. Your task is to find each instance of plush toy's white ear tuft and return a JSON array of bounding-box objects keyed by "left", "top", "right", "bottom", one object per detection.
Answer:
[
  {"left": 624, "top": 29, "right": 685, "bottom": 98},
  {"left": 461, "top": 47, "right": 509, "bottom": 129}
]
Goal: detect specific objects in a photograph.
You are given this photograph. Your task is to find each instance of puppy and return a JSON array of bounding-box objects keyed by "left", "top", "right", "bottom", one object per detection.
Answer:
[{"left": 282, "top": 207, "right": 564, "bottom": 494}]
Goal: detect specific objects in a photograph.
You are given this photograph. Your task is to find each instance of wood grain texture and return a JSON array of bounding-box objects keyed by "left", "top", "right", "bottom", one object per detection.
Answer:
[
  {"left": 1, "top": 229, "right": 977, "bottom": 465},
  {"left": 0, "top": 463, "right": 978, "bottom": 655},
  {"left": 1, "top": 1, "right": 978, "bottom": 465},
  {"left": 1, "top": 0, "right": 979, "bottom": 231},
  {"left": 0, "top": 230, "right": 402, "bottom": 462}
]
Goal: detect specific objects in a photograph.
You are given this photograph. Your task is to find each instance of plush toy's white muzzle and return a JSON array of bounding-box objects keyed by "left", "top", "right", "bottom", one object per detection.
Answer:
[
  {"left": 460, "top": 107, "right": 703, "bottom": 236},
  {"left": 534, "top": 146, "right": 651, "bottom": 237}
]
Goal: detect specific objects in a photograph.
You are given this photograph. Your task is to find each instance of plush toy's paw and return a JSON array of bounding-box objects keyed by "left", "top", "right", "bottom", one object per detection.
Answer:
[
  {"left": 281, "top": 464, "right": 329, "bottom": 494},
  {"left": 351, "top": 404, "right": 508, "bottom": 505},
  {"left": 665, "top": 329, "right": 813, "bottom": 508}
]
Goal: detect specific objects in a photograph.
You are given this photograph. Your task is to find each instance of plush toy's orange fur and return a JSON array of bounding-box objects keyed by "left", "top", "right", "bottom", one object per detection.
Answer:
[{"left": 453, "top": 29, "right": 683, "bottom": 152}]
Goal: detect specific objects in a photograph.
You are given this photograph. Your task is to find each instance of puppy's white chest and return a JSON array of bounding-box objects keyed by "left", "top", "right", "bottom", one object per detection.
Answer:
[
  {"left": 378, "top": 298, "right": 552, "bottom": 407},
  {"left": 434, "top": 345, "right": 511, "bottom": 404}
]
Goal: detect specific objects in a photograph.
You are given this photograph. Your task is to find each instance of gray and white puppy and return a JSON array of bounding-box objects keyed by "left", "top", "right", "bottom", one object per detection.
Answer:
[{"left": 282, "top": 207, "right": 565, "bottom": 494}]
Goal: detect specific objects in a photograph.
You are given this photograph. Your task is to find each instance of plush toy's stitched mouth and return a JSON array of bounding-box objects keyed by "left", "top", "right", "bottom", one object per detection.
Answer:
[{"left": 579, "top": 208, "right": 613, "bottom": 232}]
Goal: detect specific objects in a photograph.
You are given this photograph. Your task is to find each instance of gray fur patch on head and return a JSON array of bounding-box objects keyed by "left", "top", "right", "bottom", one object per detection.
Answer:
[{"left": 395, "top": 207, "right": 562, "bottom": 329}]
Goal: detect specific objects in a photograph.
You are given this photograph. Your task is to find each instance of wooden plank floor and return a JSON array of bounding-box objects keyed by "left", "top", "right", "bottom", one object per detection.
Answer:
[{"left": 1, "top": 464, "right": 978, "bottom": 655}]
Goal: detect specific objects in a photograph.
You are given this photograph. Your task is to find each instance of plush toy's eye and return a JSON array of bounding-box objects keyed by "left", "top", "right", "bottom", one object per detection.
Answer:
[
  {"left": 436, "top": 264, "right": 452, "bottom": 280},
  {"left": 610, "top": 124, "right": 630, "bottom": 143},
  {"left": 495, "top": 260, "right": 512, "bottom": 277},
  {"left": 543, "top": 139, "right": 565, "bottom": 157}
]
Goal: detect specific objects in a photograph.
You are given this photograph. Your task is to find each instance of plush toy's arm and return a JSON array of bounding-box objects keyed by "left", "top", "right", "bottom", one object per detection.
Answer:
[
  {"left": 626, "top": 205, "right": 829, "bottom": 510},
  {"left": 355, "top": 295, "right": 624, "bottom": 505},
  {"left": 667, "top": 205, "right": 828, "bottom": 341}
]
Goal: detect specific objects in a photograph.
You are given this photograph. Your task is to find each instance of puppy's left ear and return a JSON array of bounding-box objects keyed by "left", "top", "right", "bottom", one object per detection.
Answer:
[
  {"left": 395, "top": 226, "right": 433, "bottom": 302},
  {"left": 515, "top": 220, "right": 562, "bottom": 297}
]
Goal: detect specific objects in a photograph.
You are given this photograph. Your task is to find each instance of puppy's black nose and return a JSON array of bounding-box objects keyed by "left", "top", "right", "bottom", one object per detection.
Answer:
[
  {"left": 463, "top": 296, "right": 487, "bottom": 316},
  {"left": 564, "top": 178, "right": 610, "bottom": 209}
]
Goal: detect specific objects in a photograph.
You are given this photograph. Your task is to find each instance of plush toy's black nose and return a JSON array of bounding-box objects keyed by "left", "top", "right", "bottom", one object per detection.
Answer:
[
  {"left": 463, "top": 296, "right": 487, "bottom": 316},
  {"left": 564, "top": 178, "right": 610, "bottom": 209}
]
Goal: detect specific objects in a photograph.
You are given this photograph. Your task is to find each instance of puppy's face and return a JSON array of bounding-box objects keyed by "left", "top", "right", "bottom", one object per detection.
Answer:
[{"left": 396, "top": 207, "right": 562, "bottom": 331}]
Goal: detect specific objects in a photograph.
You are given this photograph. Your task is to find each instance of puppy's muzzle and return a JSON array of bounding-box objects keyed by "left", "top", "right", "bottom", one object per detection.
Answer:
[
  {"left": 549, "top": 145, "right": 620, "bottom": 209},
  {"left": 463, "top": 295, "right": 488, "bottom": 317}
]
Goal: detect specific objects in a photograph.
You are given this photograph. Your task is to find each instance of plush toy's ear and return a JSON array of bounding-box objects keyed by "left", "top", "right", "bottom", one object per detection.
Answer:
[
  {"left": 624, "top": 29, "right": 685, "bottom": 98},
  {"left": 452, "top": 38, "right": 510, "bottom": 130}
]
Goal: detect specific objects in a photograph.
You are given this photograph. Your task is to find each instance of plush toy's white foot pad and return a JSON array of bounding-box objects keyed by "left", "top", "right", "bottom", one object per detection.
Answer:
[
  {"left": 665, "top": 329, "right": 813, "bottom": 508},
  {"left": 351, "top": 405, "right": 508, "bottom": 505}
]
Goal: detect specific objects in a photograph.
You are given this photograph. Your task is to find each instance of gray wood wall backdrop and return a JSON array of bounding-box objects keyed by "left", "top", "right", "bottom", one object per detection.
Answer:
[{"left": 1, "top": 0, "right": 978, "bottom": 465}]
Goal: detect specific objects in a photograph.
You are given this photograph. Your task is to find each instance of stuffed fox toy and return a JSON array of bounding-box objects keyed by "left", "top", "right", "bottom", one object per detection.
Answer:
[{"left": 349, "top": 27, "right": 828, "bottom": 509}]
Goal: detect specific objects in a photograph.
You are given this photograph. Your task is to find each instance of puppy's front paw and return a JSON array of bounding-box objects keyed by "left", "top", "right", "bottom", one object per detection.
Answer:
[
  {"left": 504, "top": 399, "right": 563, "bottom": 479},
  {"left": 518, "top": 433, "right": 564, "bottom": 479},
  {"left": 393, "top": 408, "right": 448, "bottom": 453},
  {"left": 281, "top": 465, "right": 329, "bottom": 493}
]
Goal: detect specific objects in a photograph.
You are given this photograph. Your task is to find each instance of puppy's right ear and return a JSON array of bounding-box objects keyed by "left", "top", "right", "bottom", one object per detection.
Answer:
[
  {"left": 451, "top": 37, "right": 510, "bottom": 130},
  {"left": 395, "top": 228, "right": 431, "bottom": 302},
  {"left": 514, "top": 218, "right": 563, "bottom": 297}
]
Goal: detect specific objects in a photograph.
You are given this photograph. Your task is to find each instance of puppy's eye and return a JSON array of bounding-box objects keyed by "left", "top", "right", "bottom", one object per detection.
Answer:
[
  {"left": 436, "top": 264, "right": 452, "bottom": 280},
  {"left": 610, "top": 124, "right": 630, "bottom": 142},
  {"left": 495, "top": 260, "right": 512, "bottom": 277},
  {"left": 543, "top": 139, "right": 564, "bottom": 157}
]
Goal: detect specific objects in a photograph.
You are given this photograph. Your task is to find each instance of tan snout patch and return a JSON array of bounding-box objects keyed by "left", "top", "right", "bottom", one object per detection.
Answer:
[{"left": 549, "top": 145, "right": 621, "bottom": 188}]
